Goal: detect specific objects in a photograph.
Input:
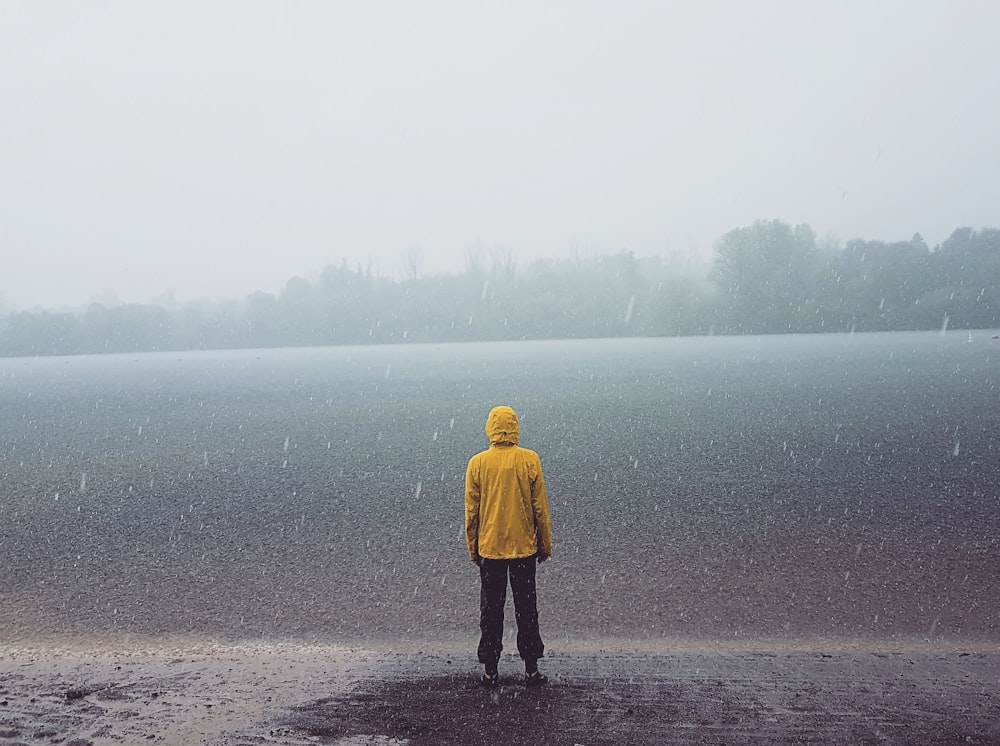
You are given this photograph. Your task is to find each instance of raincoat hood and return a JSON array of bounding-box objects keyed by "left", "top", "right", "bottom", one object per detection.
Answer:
[{"left": 485, "top": 405, "right": 520, "bottom": 445}]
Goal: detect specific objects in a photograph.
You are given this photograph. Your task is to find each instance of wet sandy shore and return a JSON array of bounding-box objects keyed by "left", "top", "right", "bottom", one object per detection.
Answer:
[{"left": 2, "top": 638, "right": 999, "bottom": 745}]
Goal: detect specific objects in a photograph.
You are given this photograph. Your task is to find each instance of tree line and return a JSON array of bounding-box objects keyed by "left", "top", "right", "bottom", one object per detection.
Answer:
[{"left": 1, "top": 221, "right": 997, "bottom": 357}]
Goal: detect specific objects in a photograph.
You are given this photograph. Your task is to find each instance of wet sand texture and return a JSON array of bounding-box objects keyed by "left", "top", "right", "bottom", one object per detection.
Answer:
[{"left": 1, "top": 646, "right": 999, "bottom": 745}]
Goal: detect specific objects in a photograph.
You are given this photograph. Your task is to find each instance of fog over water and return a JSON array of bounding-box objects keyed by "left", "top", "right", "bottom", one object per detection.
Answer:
[
  {"left": 2, "top": 2, "right": 998, "bottom": 310},
  {"left": 2, "top": 332, "right": 998, "bottom": 646}
]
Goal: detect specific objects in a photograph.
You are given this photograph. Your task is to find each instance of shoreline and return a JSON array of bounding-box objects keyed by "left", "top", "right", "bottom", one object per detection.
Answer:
[
  {"left": 5, "top": 631, "right": 1000, "bottom": 660},
  {"left": 2, "top": 636, "right": 998, "bottom": 745}
]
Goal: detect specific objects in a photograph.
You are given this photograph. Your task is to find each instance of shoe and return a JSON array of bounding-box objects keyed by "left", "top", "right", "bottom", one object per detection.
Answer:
[
  {"left": 524, "top": 671, "right": 548, "bottom": 687},
  {"left": 481, "top": 672, "right": 499, "bottom": 688}
]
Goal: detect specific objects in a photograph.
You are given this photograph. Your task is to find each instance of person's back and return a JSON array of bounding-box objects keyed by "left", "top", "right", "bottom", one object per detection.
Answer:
[
  {"left": 465, "top": 405, "right": 552, "bottom": 687},
  {"left": 466, "top": 409, "right": 552, "bottom": 561}
]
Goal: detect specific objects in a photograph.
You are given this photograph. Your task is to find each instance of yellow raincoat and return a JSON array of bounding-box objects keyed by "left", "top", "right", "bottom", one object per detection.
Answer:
[{"left": 465, "top": 406, "right": 553, "bottom": 561}]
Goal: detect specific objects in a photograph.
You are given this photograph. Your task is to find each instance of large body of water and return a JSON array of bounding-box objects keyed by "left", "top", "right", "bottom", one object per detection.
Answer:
[{"left": 1, "top": 332, "right": 998, "bottom": 648}]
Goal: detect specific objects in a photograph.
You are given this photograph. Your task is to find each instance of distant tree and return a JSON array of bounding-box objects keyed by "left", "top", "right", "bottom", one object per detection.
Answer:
[
  {"left": 929, "top": 227, "right": 1000, "bottom": 328},
  {"left": 830, "top": 236, "right": 932, "bottom": 331},
  {"left": 0, "top": 310, "right": 80, "bottom": 356},
  {"left": 5, "top": 223, "right": 1000, "bottom": 358},
  {"left": 80, "top": 303, "right": 171, "bottom": 353},
  {"left": 403, "top": 248, "right": 422, "bottom": 283},
  {"left": 591, "top": 251, "right": 642, "bottom": 334},
  {"left": 277, "top": 276, "right": 317, "bottom": 346},
  {"left": 243, "top": 291, "right": 281, "bottom": 347},
  {"left": 489, "top": 247, "right": 517, "bottom": 285},
  {"left": 711, "top": 220, "right": 817, "bottom": 333}
]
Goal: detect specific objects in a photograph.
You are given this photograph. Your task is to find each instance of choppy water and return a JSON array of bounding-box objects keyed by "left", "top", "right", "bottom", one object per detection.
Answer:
[{"left": 1, "top": 332, "right": 998, "bottom": 646}]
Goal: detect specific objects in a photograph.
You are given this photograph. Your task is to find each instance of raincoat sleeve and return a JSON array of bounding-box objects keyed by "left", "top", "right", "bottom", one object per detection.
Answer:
[
  {"left": 531, "top": 457, "right": 553, "bottom": 558},
  {"left": 464, "top": 456, "right": 481, "bottom": 561}
]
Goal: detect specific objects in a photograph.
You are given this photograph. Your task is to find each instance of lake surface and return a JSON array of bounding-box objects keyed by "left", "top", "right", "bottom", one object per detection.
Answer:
[{"left": 2, "top": 331, "right": 998, "bottom": 648}]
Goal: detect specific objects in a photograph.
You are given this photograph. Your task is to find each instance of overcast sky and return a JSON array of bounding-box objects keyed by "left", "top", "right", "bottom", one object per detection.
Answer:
[{"left": 2, "top": 1, "right": 998, "bottom": 311}]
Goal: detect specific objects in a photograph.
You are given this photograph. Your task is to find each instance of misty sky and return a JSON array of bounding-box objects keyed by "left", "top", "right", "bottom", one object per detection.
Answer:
[{"left": 2, "top": 1, "right": 998, "bottom": 311}]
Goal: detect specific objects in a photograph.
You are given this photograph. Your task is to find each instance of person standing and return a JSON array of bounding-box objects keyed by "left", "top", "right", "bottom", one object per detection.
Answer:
[{"left": 465, "top": 405, "right": 553, "bottom": 687}]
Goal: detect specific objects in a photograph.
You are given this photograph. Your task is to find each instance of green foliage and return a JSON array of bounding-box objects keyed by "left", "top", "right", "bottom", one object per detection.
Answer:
[
  {"left": 930, "top": 227, "right": 1000, "bottom": 329},
  {"left": 712, "top": 220, "right": 818, "bottom": 333},
  {"left": 1, "top": 223, "right": 998, "bottom": 357},
  {"left": 708, "top": 222, "right": 999, "bottom": 335}
]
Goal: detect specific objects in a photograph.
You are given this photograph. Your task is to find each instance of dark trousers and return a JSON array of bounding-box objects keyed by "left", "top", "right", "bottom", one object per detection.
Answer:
[{"left": 478, "top": 556, "right": 544, "bottom": 667}]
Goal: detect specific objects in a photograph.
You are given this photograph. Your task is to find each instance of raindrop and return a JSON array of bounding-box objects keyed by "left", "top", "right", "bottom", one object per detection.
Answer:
[{"left": 623, "top": 295, "right": 635, "bottom": 324}]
